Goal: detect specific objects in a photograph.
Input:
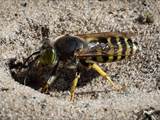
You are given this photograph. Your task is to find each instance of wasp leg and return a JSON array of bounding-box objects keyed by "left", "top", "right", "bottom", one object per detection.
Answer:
[
  {"left": 40, "top": 83, "right": 49, "bottom": 93},
  {"left": 89, "top": 63, "right": 122, "bottom": 91},
  {"left": 39, "top": 61, "right": 60, "bottom": 93},
  {"left": 39, "top": 75, "right": 58, "bottom": 93},
  {"left": 23, "top": 51, "right": 40, "bottom": 67},
  {"left": 70, "top": 72, "right": 80, "bottom": 101}
]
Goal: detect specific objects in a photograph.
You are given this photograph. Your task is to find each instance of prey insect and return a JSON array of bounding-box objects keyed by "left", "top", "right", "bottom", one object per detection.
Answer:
[{"left": 24, "top": 32, "right": 139, "bottom": 101}]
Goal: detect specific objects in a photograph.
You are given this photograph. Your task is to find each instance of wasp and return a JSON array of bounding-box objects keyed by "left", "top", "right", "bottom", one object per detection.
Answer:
[{"left": 23, "top": 32, "right": 139, "bottom": 100}]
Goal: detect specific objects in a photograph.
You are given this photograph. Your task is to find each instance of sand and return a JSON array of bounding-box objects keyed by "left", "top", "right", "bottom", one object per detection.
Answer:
[{"left": 0, "top": 0, "right": 160, "bottom": 119}]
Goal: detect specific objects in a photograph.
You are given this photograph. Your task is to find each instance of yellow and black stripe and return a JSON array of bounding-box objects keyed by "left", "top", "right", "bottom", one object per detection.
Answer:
[{"left": 82, "top": 36, "right": 138, "bottom": 63}]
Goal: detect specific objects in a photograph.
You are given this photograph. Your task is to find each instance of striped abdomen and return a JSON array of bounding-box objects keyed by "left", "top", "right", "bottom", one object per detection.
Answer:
[{"left": 76, "top": 36, "right": 138, "bottom": 63}]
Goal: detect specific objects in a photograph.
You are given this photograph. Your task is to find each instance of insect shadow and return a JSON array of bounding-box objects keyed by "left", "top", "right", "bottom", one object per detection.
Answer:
[{"left": 8, "top": 58, "right": 99, "bottom": 92}]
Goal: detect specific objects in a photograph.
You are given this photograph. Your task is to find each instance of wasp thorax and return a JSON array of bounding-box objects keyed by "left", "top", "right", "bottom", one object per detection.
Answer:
[{"left": 54, "top": 34, "right": 87, "bottom": 60}]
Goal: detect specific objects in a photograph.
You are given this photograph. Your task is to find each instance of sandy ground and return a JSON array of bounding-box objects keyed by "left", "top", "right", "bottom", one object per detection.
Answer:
[{"left": 0, "top": 0, "right": 160, "bottom": 119}]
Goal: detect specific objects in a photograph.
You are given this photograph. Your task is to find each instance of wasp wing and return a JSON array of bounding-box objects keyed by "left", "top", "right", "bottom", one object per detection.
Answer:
[
  {"left": 76, "top": 41, "right": 120, "bottom": 57},
  {"left": 76, "top": 32, "right": 136, "bottom": 42},
  {"left": 75, "top": 32, "right": 136, "bottom": 62},
  {"left": 76, "top": 31, "right": 132, "bottom": 56},
  {"left": 76, "top": 41, "right": 127, "bottom": 62}
]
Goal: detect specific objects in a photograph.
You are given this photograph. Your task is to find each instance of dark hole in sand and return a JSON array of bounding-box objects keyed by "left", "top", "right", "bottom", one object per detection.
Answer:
[{"left": 8, "top": 57, "right": 98, "bottom": 93}]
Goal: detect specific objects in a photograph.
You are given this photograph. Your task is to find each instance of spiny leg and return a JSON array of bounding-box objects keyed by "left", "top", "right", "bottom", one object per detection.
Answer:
[
  {"left": 39, "top": 82, "right": 49, "bottom": 93},
  {"left": 39, "top": 75, "right": 58, "bottom": 93},
  {"left": 39, "top": 61, "right": 60, "bottom": 93},
  {"left": 89, "top": 63, "right": 122, "bottom": 90},
  {"left": 70, "top": 72, "right": 80, "bottom": 101}
]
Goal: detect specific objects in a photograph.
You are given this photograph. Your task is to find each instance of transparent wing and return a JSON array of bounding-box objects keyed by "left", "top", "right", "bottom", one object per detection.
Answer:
[
  {"left": 76, "top": 32, "right": 136, "bottom": 42},
  {"left": 76, "top": 42, "right": 116, "bottom": 57}
]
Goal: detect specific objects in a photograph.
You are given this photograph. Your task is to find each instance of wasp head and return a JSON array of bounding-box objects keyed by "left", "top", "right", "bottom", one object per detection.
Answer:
[{"left": 38, "top": 48, "right": 58, "bottom": 67}]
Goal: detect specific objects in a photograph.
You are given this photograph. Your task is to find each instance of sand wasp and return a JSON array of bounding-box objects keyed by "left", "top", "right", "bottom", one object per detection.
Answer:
[{"left": 21, "top": 32, "right": 139, "bottom": 100}]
